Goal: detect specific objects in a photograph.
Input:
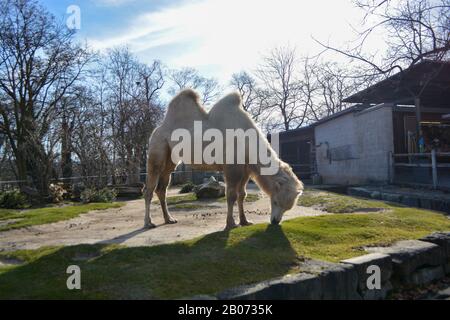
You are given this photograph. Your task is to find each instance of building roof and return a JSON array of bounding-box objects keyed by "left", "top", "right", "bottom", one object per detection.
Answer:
[
  {"left": 343, "top": 60, "right": 450, "bottom": 108},
  {"left": 275, "top": 104, "right": 368, "bottom": 137}
]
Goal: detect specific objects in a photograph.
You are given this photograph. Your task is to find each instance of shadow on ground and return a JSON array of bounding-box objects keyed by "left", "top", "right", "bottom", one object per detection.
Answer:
[{"left": 0, "top": 224, "right": 297, "bottom": 299}]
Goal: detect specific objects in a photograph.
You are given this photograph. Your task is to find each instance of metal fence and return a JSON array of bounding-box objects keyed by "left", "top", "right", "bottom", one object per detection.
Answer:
[
  {"left": 0, "top": 170, "right": 224, "bottom": 192},
  {"left": 389, "top": 150, "right": 450, "bottom": 190}
]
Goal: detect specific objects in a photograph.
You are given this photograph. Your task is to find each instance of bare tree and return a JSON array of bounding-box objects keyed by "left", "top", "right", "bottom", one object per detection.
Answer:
[
  {"left": 0, "top": 0, "right": 91, "bottom": 195},
  {"left": 306, "top": 61, "right": 362, "bottom": 121},
  {"left": 256, "top": 46, "right": 308, "bottom": 131},
  {"left": 168, "top": 67, "right": 221, "bottom": 105},
  {"left": 103, "top": 47, "right": 164, "bottom": 185},
  {"left": 315, "top": 0, "right": 450, "bottom": 75},
  {"left": 230, "top": 71, "right": 264, "bottom": 121},
  {"left": 314, "top": 0, "right": 450, "bottom": 150}
]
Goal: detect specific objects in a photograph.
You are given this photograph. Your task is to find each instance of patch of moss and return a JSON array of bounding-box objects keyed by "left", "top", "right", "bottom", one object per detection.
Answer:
[{"left": 298, "top": 189, "right": 387, "bottom": 213}]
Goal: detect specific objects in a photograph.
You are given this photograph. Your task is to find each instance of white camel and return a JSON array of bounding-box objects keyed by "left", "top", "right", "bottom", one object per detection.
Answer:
[{"left": 144, "top": 89, "right": 303, "bottom": 230}]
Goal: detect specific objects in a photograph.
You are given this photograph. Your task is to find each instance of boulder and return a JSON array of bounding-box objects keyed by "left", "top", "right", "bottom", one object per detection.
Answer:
[{"left": 194, "top": 177, "right": 225, "bottom": 199}]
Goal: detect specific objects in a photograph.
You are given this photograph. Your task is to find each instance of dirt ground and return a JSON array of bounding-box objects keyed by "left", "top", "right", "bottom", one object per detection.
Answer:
[{"left": 0, "top": 187, "right": 329, "bottom": 252}]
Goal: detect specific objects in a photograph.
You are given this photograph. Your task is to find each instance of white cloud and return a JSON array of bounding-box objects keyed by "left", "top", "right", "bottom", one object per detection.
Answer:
[{"left": 87, "top": 0, "right": 386, "bottom": 83}]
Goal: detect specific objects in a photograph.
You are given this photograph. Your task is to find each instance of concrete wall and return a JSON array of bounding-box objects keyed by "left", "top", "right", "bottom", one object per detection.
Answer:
[
  {"left": 207, "top": 233, "right": 450, "bottom": 300},
  {"left": 315, "top": 104, "right": 394, "bottom": 185}
]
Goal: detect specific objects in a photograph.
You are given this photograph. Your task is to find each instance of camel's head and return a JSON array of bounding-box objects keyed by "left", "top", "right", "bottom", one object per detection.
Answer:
[{"left": 269, "top": 163, "right": 303, "bottom": 225}]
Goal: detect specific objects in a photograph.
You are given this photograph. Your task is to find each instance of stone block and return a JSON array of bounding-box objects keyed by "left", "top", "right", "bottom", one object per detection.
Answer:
[
  {"left": 401, "top": 196, "right": 419, "bottom": 208},
  {"left": 216, "top": 273, "right": 321, "bottom": 300},
  {"left": 366, "top": 240, "right": 445, "bottom": 284},
  {"left": 409, "top": 266, "right": 445, "bottom": 286},
  {"left": 341, "top": 253, "right": 392, "bottom": 292},
  {"left": 319, "top": 263, "right": 361, "bottom": 300},
  {"left": 348, "top": 188, "right": 372, "bottom": 199},
  {"left": 217, "top": 260, "right": 360, "bottom": 300},
  {"left": 420, "top": 232, "right": 450, "bottom": 259},
  {"left": 361, "top": 281, "right": 392, "bottom": 300},
  {"left": 381, "top": 193, "right": 402, "bottom": 203}
]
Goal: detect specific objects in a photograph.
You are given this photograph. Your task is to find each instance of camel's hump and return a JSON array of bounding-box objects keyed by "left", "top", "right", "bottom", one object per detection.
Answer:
[
  {"left": 212, "top": 92, "right": 243, "bottom": 110},
  {"left": 170, "top": 89, "right": 201, "bottom": 106}
]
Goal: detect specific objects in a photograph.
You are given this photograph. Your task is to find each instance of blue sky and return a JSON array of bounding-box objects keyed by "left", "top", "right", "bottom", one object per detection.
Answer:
[{"left": 41, "top": 0, "right": 385, "bottom": 84}]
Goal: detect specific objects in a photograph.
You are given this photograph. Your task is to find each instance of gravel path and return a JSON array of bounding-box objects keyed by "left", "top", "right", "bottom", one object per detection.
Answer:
[{"left": 0, "top": 191, "right": 328, "bottom": 252}]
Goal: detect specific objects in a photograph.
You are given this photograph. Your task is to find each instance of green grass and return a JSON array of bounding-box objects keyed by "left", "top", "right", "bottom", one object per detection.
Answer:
[
  {"left": 298, "top": 189, "right": 388, "bottom": 213},
  {"left": 1, "top": 200, "right": 449, "bottom": 299},
  {"left": 0, "top": 202, "right": 125, "bottom": 232}
]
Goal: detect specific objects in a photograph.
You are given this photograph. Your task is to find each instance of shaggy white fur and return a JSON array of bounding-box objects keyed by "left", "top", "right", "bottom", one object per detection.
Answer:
[{"left": 143, "top": 89, "right": 303, "bottom": 229}]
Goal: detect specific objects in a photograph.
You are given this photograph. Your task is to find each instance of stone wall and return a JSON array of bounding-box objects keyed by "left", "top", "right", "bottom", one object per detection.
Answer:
[
  {"left": 314, "top": 104, "right": 394, "bottom": 185},
  {"left": 197, "top": 232, "right": 450, "bottom": 300}
]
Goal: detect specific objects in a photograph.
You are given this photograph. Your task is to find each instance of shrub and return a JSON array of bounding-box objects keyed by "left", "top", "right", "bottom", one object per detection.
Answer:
[
  {"left": 80, "top": 188, "right": 117, "bottom": 204},
  {"left": 0, "top": 189, "right": 28, "bottom": 209},
  {"left": 49, "top": 183, "right": 68, "bottom": 203},
  {"left": 179, "top": 182, "right": 196, "bottom": 194}
]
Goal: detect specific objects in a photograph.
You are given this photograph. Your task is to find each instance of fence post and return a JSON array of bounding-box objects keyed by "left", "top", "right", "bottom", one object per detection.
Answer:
[{"left": 431, "top": 149, "right": 438, "bottom": 189}]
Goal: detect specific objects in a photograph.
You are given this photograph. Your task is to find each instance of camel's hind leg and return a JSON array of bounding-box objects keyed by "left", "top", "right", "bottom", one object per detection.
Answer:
[
  {"left": 237, "top": 175, "right": 253, "bottom": 226},
  {"left": 143, "top": 132, "right": 170, "bottom": 229},
  {"left": 144, "top": 172, "right": 159, "bottom": 229},
  {"left": 223, "top": 166, "right": 246, "bottom": 230},
  {"left": 156, "top": 163, "right": 177, "bottom": 224}
]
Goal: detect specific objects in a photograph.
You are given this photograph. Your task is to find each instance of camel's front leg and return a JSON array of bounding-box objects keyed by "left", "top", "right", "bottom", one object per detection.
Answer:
[
  {"left": 156, "top": 168, "right": 177, "bottom": 225},
  {"left": 225, "top": 187, "right": 239, "bottom": 230},
  {"left": 238, "top": 187, "right": 253, "bottom": 226}
]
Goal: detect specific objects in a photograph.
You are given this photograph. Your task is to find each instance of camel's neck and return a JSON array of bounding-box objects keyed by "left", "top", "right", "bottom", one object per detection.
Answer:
[{"left": 249, "top": 165, "right": 280, "bottom": 196}]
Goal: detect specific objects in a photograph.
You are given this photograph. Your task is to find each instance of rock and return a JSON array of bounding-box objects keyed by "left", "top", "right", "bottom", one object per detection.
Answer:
[
  {"left": 348, "top": 187, "right": 372, "bottom": 199},
  {"left": 435, "top": 287, "right": 450, "bottom": 299},
  {"left": 361, "top": 281, "right": 392, "bottom": 300},
  {"left": 216, "top": 259, "right": 360, "bottom": 300},
  {"left": 370, "top": 191, "right": 382, "bottom": 200},
  {"left": 445, "top": 262, "right": 450, "bottom": 275},
  {"left": 194, "top": 176, "right": 225, "bottom": 199},
  {"left": 217, "top": 272, "right": 322, "bottom": 300},
  {"left": 341, "top": 253, "right": 392, "bottom": 296},
  {"left": 366, "top": 240, "right": 445, "bottom": 285},
  {"left": 112, "top": 184, "right": 143, "bottom": 198},
  {"left": 401, "top": 196, "right": 419, "bottom": 207},
  {"left": 409, "top": 266, "right": 445, "bottom": 286},
  {"left": 381, "top": 193, "right": 402, "bottom": 203},
  {"left": 420, "top": 232, "right": 450, "bottom": 259},
  {"left": 319, "top": 263, "right": 361, "bottom": 300}
]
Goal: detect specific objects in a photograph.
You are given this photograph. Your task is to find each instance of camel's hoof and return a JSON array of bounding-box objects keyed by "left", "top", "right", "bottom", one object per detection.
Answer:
[
  {"left": 144, "top": 222, "right": 157, "bottom": 229},
  {"left": 224, "top": 223, "right": 239, "bottom": 231},
  {"left": 240, "top": 220, "right": 254, "bottom": 227},
  {"left": 165, "top": 218, "right": 178, "bottom": 225}
]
